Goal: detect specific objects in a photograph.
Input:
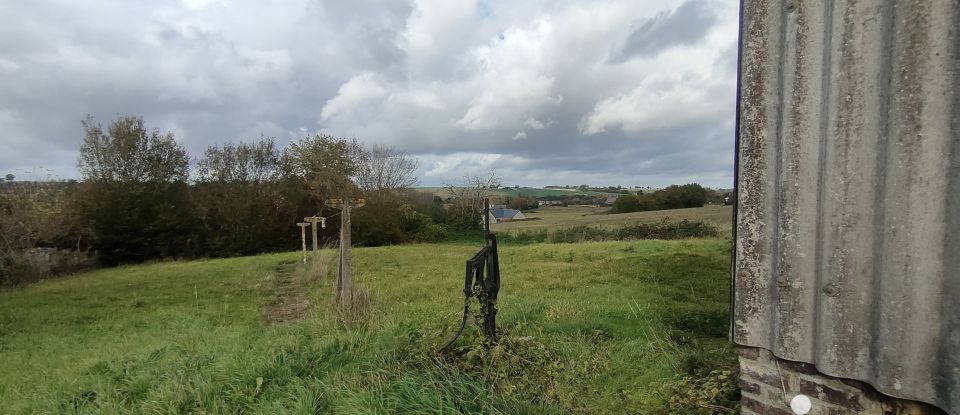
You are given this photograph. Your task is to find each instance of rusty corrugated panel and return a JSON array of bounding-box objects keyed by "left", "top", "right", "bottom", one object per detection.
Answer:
[{"left": 733, "top": 0, "right": 959, "bottom": 413}]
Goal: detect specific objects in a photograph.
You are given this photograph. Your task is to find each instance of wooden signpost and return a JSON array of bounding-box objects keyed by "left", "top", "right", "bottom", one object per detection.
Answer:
[
  {"left": 296, "top": 222, "right": 310, "bottom": 264},
  {"left": 303, "top": 216, "right": 326, "bottom": 253},
  {"left": 324, "top": 198, "right": 364, "bottom": 309}
]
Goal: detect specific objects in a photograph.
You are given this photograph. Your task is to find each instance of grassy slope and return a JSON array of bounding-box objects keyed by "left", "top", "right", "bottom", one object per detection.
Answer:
[
  {"left": 0, "top": 240, "right": 734, "bottom": 414},
  {"left": 493, "top": 205, "right": 733, "bottom": 235}
]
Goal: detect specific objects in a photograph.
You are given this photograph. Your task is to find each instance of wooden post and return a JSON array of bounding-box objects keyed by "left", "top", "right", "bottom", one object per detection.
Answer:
[
  {"left": 324, "top": 198, "right": 363, "bottom": 309},
  {"left": 296, "top": 222, "right": 310, "bottom": 264},
  {"left": 304, "top": 216, "right": 325, "bottom": 254},
  {"left": 484, "top": 198, "right": 490, "bottom": 235},
  {"left": 339, "top": 202, "right": 352, "bottom": 308}
]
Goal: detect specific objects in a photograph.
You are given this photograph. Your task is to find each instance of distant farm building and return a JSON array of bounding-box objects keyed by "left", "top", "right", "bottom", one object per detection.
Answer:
[{"left": 488, "top": 205, "right": 526, "bottom": 223}]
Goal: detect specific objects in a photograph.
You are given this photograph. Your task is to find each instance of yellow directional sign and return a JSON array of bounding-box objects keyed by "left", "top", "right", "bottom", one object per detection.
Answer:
[{"left": 324, "top": 198, "right": 364, "bottom": 208}]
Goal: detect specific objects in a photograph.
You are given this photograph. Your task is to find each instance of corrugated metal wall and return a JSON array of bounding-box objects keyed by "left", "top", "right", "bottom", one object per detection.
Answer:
[{"left": 733, "top": 0, "right": 959, "bottom": 413}]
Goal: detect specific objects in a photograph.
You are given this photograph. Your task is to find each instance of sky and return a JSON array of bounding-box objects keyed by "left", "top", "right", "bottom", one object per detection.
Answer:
[{"left": 0, "top": 0, "right": 739, "bottom": 187}]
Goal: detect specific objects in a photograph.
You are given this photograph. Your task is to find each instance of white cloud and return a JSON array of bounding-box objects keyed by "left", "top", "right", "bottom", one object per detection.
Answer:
[
  {"left": 455, "top": 20, "right": 558, "bottom": 132},
  {"left": 0, "top": 0, "right": 738, "bottom": 188},
  {"left": 579, "top": 71, "right": 729, "bottom": 135},
  {"left": 523, "top": 117, "right": 546, "bottom": 130},
  {"left": 420, "top": 152, "right": 504, "bottom": 178},
  {"left": 400, "top": 0, "right": 479, "bottom": 77},
  {"left": 320, "top": 72, "right": 389, "bottom": 121},
  {"left": 0, "top": 58, "right": 20, "bottom": 72}
]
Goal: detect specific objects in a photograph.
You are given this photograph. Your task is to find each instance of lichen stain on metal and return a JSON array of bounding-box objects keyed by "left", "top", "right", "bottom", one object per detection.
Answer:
[
  {"left": 732, "top": 0, "right": 771, "bottom": 345},
  {"left": 733, "top": 0, "right": 959, "bottom": 412}
]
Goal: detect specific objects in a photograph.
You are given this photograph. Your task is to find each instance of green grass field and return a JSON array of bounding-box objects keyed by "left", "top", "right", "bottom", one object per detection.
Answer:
[
  {"left": 417, "top": 186, "right": 604, "bottom": 199},
  {"left": 493, "top": 205, "right": 734, "bottom": 236},
  {"left": 0, "top": 240, "right": 736, "bottom": 414}
]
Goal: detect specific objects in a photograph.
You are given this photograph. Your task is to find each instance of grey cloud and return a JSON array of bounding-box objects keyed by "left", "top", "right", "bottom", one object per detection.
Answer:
[
  {"left": 610, "top": 0, "right": 717, "bottom": 63},
  {"left": 0, "top": 0, "right": 737, "bottom": 189}
]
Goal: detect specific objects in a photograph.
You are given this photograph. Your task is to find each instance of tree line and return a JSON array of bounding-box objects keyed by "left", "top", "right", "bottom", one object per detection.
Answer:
[
  {"left": 1, "top": 115, "right": 480, "bottom": 283},
  {"left": 1, "top": 115, "right": 728, "bottom": 285},
  {"left": 609, "top": 184, "right": 711, "bottom": 213}
]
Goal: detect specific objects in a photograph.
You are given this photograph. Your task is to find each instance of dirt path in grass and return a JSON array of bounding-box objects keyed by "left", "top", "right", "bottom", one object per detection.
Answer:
[{"left": 264, "top": 260, "right": 312, "bottom": 324}]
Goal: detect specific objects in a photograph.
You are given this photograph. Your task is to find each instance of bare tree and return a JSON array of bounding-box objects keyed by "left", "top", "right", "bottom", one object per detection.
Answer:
[
  {"left": 441, "top": 170, "right": 501, "bottom": 229},
  {"left": 354, "top": 144, "right": 420, "bottom": 193},
  {"left": 442, "top": 170, "right": 501, "bottom": 205}
]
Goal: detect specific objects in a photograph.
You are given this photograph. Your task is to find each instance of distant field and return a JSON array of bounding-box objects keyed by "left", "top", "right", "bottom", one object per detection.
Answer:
[
  {"left": 417, "top": 186, "right": 605, "bottom": 199},
  {"left": 0, "top": 240, "right": 736, "bottom": 414},
  {"left": 493, "top": 205, "right": 734, "bottom": 235}
]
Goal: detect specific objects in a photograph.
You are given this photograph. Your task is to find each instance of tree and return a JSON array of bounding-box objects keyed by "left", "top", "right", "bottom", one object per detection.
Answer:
[
  {"left": 194, "top": 137, "right": 297, "bottom": 256},
  {"left": 611, "top": 194, "right": 641, "bottom": 213},
  {"left": 508, "top": 194, "right": 538, "bottom": 211},
  {"left": 76, "top": 116, "right": 195, "bottom": 265},
  {"left": 441, "top": 171, "right": 501, "bottom": 230},
  {"left": 281, "top": 134, "right": 360, "bottom": 199},
  {"left": 78, "top": 115, "right": 188, "bottom": 183},
  {"left": 197, "top": 136, "right": 280, "bottom": 183},
  {"left": 653, "top": 184, "right": 707, "bottom": 209},
  {"left": 354, "top": 144, "right": 420, "bottom": 194}
]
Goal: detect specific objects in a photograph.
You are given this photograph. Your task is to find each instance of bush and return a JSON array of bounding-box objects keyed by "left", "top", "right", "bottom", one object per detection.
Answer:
[
  {"left": 0, "top": 255, "right": 40, "bottom": 287},
  {"left": 614, "top": 220, "right": 719, "bottom": 240},
  {"left": 1, "top": 249, "right": 95, "bottom": 288},
  {"left": 610, "top": 194, "right": 641, "bottom": 213},
  {"left": 78, "top": 182, "right": 199, "bottom": 265},
  {"left": 656, "top": 369, "right": 740, "bottom": 414},
  {"left": 608, "top": 184, "right": 710, "bottom": 213}
]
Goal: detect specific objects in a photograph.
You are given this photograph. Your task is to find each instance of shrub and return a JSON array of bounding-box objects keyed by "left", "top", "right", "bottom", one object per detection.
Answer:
[
  {"left": 615, "top": 220, "right": 719, "bottom": 240},
  {"left": 656, "top": 369, "right": 740, "bottom": 414}
]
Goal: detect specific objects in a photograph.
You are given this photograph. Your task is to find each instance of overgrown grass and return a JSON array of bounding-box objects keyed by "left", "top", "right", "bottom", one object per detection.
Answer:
[
  {"left": 0, "top": 239, "right": 736, "bottom": 414},
  {"left": 499, "top": 220, "right": 720, "bottom": 245}
]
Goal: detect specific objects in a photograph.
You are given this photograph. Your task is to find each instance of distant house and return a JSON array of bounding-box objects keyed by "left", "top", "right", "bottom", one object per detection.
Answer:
[
  {"left": 604, "top": 195, "right": 620, "bottom": 205},
  {"left": 488, "top": 206, "right": 526, "bottom": 223},
  {"left": 538, "top": 199, "right": 563, "bottom": 206}
]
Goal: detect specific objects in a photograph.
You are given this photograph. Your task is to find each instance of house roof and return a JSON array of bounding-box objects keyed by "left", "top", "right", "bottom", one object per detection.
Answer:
[{"left": 490, "top": 207, "right": 522, "bottom": 219}]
